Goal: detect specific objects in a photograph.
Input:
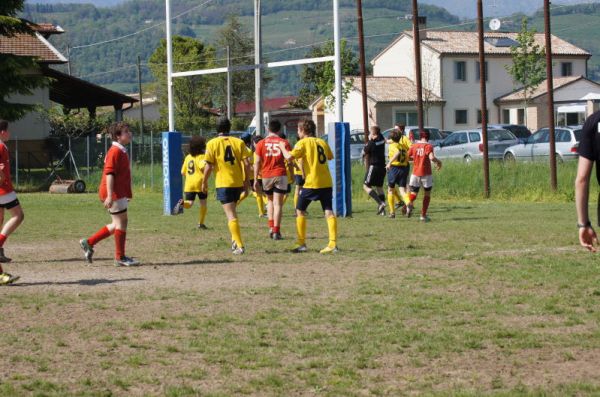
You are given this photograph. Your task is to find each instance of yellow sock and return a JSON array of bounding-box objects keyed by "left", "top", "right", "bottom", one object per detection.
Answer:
[
  {"left": 228, "top": 218, "right": 243, "bottom": 248},
  {"left": 255, "top": 193, "right": 265, "bottom": 216},
  {"left": 293, "top": 191, "right": 299, "bottom": 209},
  {"left": 199, "top": 205, "right": 207, "bottom": 225},
  {"left": 393, "top": 189, "right": 402, "bottom": 204},
  {"left": 326, "top": 216, "right": 337, "bottom": 248},
  {"left": 403, "top": 193, "right": 411, "bottom": 205},
  {"left": 183, "top": 200, "right": 193, "bottom": 209},
  {"left": 296, "top": 215, "right": 306, "bottom": 245},
  {"left": 387, "top": 194, "right": 396, "bottom": 214},
  {"left": 238, "top": 191, "right": 248, "bottom": 204}
]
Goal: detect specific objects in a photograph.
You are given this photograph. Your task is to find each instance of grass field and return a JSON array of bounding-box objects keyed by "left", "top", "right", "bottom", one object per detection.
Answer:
[{"left": 2, "top": 178, "right": 600, "bottom": 396}]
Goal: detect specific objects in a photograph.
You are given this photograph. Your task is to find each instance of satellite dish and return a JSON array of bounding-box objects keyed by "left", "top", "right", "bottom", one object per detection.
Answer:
[{"left": 489, "top": 18, "right": 502, "bottom": 31}]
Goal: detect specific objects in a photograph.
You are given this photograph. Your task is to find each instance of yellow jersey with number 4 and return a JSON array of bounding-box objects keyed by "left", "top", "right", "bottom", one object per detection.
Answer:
[
  {"left": 204, "top": 136, "right": 249, "bottom": 188},
  {"left": 181, "top": 154, "right": 206, "bottom": 192},
  {"left": 389, "top": 136, "right": 412, "bottom": 167},
  {"left": 290, "top": 137, "right": 334, "bottom": 189}
]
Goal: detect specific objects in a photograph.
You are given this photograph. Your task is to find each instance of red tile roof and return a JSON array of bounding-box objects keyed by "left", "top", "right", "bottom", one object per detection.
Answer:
[
  {"left": 0, "top": 31, "right": 67, "bottom": 64},
  {"left": 236, "top": 96, "right": 297, "bottom": 114}
]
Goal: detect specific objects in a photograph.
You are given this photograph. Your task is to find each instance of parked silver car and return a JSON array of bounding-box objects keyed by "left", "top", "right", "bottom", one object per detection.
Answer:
[
  {"left": 436, "top": 129, "right": 519, "bottom": 163},
  {"left": 503, "top": 127, "right": 582, "bottom": 163},
  {"left": 382, "top": 126, "right": 445, "bottom": 146},
  {"left": 322, "top": 130, "right": 367, "bottom": 161}
]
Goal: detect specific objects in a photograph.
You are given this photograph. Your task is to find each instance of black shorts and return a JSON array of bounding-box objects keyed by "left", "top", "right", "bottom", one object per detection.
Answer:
[
  {"left": 0, "top": 198, "right": 20, "bottom": 210},
  {"left": 364, "top": 165, "right": 386, "bottom": 188},
  {"left": 297, "top": 188, "right": 333, "bottom": 212},
  {"left": 185, "top": 192, "right": 208, "bottom": 201},
  {"left": 294, "top": 175, "right": 305, "bottom": 187},
  {"left": 216, "top": 187, "right": 242, "bottom": 205},
  {"left": 387, "top": 166, "right": 410, "bottom": 188}
]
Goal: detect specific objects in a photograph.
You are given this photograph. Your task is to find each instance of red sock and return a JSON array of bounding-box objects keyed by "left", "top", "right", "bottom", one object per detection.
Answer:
[
  {"left": 422, "top": 196, "right": 431, "bottom": 217},
  {"left": 268, "top": 219, "right": 274, "bottom": 229},
  {"left": 409, "top": 193, "right": 418, "bottom": 203},
  {"left": 88, "top": 226, "right": 113, "bottom": 246},
  {"left": 114, "top": 229, "right": 126, "bottom": 259},
  {"left": 0, "top": 234, "right": 7, "bottom": 248},
  {"left": 273, "top": 226, "right": 280, "bottom": 234}
]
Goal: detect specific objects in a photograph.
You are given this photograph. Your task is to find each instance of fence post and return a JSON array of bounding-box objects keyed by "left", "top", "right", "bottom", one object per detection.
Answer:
[
  {"left": 86, "top": 135, "right": 90, "bottom": 180},
  {"left": 150, "top": 128, "right": 154, "bottom": 189},
  {"left": 15, "top": 136, "right": 18, "bottom": 189}
]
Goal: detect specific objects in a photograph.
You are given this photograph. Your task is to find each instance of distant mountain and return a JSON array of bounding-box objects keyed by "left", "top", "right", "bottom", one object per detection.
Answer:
[
  {"left": 26, "top": 0, "right": 124, "bottom": 6},
  {"left": 421, "top": 0, "right": 600, "bottom": 19}
]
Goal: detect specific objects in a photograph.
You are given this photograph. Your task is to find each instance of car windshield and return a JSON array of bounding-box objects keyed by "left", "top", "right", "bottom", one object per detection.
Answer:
[
  {"left": 574, "top": 129, "right": 582, "bottom": 142},
  {"left": 488, "top": 129, "right": 515, "bottom": 141}
]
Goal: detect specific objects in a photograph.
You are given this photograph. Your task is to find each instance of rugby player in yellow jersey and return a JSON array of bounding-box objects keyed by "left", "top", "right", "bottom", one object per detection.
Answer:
[
  {"left": 385, "top": 126, "right": 412, "bottom": 218},
  {"left": 238, "top": 133, "right": 267, "bottom": 218},
  {"left": 279, "top": 119, "right": 338, "bottom": 254},
  {"left": 201, "top": 117, "right": 251, "bottom": 255},
  {"left": 174, "top": 136, "right": 209, "bottom": 228}
]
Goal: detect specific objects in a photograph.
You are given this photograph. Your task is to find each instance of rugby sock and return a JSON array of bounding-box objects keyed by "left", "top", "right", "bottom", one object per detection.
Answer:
[
  {"left": 88, "top": 226, "right": 113, "bottom": 246},
  {"left": 393, "top": 189, "right": 402, "bottom": 204},
  {"left": 238, "top": 191, "right": 248, "bottom": 204},
  {"left": 199, "top": 206, "right": 207, "bottom": 225},
  {"left": 228, "top": 219, "right": 243, "bottom": 248},
  {"left": 273, "top": 226, "right": 280, "bottom": 234},
  {"left": 326, "top": 216, "right": 337, "bottom": 248},
  {"left": 293, "top": 191, "right": 299, "bottom": 209},
  {"left": 268, "top": 219, "right": 274, "bottom": 229},
  {"left": 296, "top": 215, "right": 307, "bottom": 245},
  {"left": 368, "top": 190, "right": 383, "bottom": 205},
  {"left": 0, "top": 234, "right": 7, "bottom": 248},
  {"left": 422, "top": 196, "right": 431, "bottom": 217},
  {"left": 387, "top": 194, "right": 396, "bottom": 214},
  {"left": 403, "top": 193, "right": 411, "bottom": 205},
  {"left": 255, "top": 193, "right": 266, "bottom": 216},
  {"left": 183, "top": 200, "right": 193, "bottom": 209},
  {"left": 114, "top": 229, "right": 126, "bottom": 259},
  {"left": 409, "top": 192, "right": 418, "bottom": 204},
  {"left": 378, "top": 194, "right": 386, "bottom": 204}
]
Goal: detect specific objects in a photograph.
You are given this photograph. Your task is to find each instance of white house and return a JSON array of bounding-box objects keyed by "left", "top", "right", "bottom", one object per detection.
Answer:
[{"left": 312, "top": 25, "right": 600, "bottom": 132}]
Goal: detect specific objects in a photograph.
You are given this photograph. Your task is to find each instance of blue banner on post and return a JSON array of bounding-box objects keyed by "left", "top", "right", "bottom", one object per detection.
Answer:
[
  {"left": 327, "top": 122, "right": 352, "bottom": 217},
  {"left": 162, "top": 131, "right": 183, "bottom": 215}
]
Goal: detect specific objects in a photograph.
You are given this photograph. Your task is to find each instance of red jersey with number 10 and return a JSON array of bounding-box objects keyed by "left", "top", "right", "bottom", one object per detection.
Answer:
[
  {"left": 0, "top": 142, "right": 14, "bottom": 196},
  {"left": 254, "top": 135, "right": 291, "bottom": 178},
  {"left": 408, "top": 142, "right": 434, "bottom": 177}
]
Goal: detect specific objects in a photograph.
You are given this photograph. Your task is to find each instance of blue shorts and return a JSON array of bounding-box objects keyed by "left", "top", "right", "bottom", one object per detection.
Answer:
[
  {"left": 216, "top": 187, "right": 243, "bottom": 205},
  {"left": 297, "top": 188, "right": 333, "bottom": 212},
  {"left": 388, "top": 166, "right": 410, "bottom": 188},
  {"left": 294, "top": 175, "right": 305, "bottom": 187},
  {"left": 185, "top": 192, "right": 208, "bottom": 201}
]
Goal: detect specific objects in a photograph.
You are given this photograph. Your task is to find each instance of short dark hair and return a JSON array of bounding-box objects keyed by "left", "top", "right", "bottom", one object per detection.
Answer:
[
  {"left": 189, "top": 136, "right": 206, "bottom": 156},
  {"left": 108, "top": 122, "right": 129, "bottom": 141},
  {"left": 268, "top": 120, "right": 282, "bottom": 133},
  {"left": 0, "top": 120, "right": 8, "bottom": 132},
  {"left": 216, "top": 116, "right": 231, "bottom": 134},
  {"left": 389, "top": 130, "right": 400, "bottom": 143},
  {"left": 370, "top": 125, "right": 381, "bottom": 136},
  {"left": 301, "top": 119, "right": 316, "bottom": 137},
  {"left": 395, "top": 123, "right": 405, "bottom": 130},
  {"left": 419, "top": 130, "right": 430, "bottom": 141}
]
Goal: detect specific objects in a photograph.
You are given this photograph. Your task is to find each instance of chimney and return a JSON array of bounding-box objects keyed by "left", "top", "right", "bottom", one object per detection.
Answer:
[{"left": 417, "top": 16, "right": 427, "bottom": 40}]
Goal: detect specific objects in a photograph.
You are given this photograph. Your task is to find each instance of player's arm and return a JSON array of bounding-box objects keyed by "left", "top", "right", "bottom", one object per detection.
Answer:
[
  {"left": 429, "top": 151, "right": 442, "bottom": 170},
  {"left": 202, "top": 162, "right": 213, "bottom": 193},
  {"left": 253, "top": 154, "right": 262, "bottom": 192},
  {"left": 243, "top": 157, "right": 251, "bottom": 194},
  {"left": 386, "top": 150, "right": 401, "bottom": 170},
  {"left": 104, "top": 174, "right": 115, "bottom": 208},
  {"left": 576, "top": 156, "right": 598, "bottom": 251}
]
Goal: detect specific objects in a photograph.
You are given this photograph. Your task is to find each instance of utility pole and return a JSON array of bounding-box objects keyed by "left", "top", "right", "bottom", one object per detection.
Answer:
[
  {"left": 226, "top": 45, "right": 233, "bottom": 120},
  {"left": 544, "top": 0, "right": 558, "bottom": 191},
  {"left": 254, "top": 0, "right": 263, "bottom": 135},
  {"left": 137, "top": 55, "right": 145, "bottom": 157},
  {"left": 67, "top": 44, "right": 72, "bottom": 75},
  {"left": 477, "top": 0, "right": 490, "bottom": 198},
  {"left": 356, "top": 0, "right": 369, "bottom": 144},
  {"left": 411, "top": 0, "right": 424, "bottom": 132}
]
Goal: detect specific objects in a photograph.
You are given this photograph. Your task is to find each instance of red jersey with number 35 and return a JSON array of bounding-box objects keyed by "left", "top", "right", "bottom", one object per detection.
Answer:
[
  {"left": 254, "top": 135, "right": 291, "bottom": 178},
  {"left": 408, "top": 142, "right": 434, "bottom": 177},
  {"left": 0, "top": 142, "right": 14, "bottom": 196}
]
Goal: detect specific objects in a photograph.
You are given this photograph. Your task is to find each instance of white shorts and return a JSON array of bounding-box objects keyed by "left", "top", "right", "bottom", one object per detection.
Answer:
[
  {"left": 409, "top": 175, "right": 433, "bottom": 190},
  {"left": 0, "top": 191, "right": 17, "bottom": 206},
  {"left": 108, "top": 198, "right": 129, "bottom": 214}
]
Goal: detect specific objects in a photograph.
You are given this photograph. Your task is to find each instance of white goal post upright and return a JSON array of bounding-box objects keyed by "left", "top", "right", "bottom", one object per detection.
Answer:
[{"left": 165, "top": 0, "right": 175, "bottom": 132}]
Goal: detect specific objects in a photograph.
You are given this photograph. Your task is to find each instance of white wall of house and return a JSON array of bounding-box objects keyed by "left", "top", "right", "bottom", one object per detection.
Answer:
[
  {"left": 9, "top": 87, "right": 51, "bottom": 140},
  {"left": 553, "top": 79, "right": 600, "bottom": 102}
]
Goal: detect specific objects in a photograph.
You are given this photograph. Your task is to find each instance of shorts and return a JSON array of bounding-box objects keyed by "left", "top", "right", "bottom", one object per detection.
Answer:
[
  {"left": 185, "top": 192, "right": 208, "bottom": 201},
  {"left": 297, "top": 187, "right": 333, "bottom": 212},
  {"left": 364, "top": 165, "right": 386, "bottom": 188},
  {"left": 409, "top": 174, "right": 433, "bottom": 191},
  {"left": 216, "top": 187, "right": 243, "bottom": 205},
  {"left": 0, "top": 191, "right": 19, "bottom": 210},
  {"left": 388, "top": 166, "right": 410, "bottom": 188},
  {"left": 108, "top": 197, "right": 129, "bottom": 215},
  {"left": 262, "top": 176, "right": 288, "bottom": 195},
  {"left": 294, "top": 175, "right": 305, "bottom": 187}
]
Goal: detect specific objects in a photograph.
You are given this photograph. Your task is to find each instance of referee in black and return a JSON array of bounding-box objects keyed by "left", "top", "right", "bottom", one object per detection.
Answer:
[
  {"left": 576, "top": 110, "right": 600, "bottom": 251},
  {"left": 363, "top": 125, "right": 387, "bottom": 215}
]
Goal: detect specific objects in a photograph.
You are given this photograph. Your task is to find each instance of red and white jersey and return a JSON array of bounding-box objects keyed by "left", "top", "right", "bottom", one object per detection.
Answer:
[
  {"left": 99, "top": 142, "right": 132, "bottom": 201},
  {"left": 408, "top": 142, "right": 434, "bottom": 177},
  {"left": 254, "top": 135, "right": 291, "bottom": 178},
  {"left": 0, "top": 141, "right": 14, "bottom": 196}
]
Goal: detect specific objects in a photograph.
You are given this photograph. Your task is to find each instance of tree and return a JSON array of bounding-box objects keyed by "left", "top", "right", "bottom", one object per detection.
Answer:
[
  {"left": 148, "top": 36, "right": 217, "bottom": 133},
  {"left": 0, "top": 0, "right": 48, "bottom": 121},
  {"left": 505, "top": 18, "right": 546, "bottom": 125},
  {"left": 294, "top": 40, "right": 359, "bottom": 110}
]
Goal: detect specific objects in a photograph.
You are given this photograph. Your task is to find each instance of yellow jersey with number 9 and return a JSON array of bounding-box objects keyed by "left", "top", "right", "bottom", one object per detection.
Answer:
[
  {"left": 204, "top": 135, "right": 249, "bottom": 188},
  {"left": 181, "top": 154, "right": 206, "bottom": 192},
  {"left": 290, "top": 137, "right": 333, "bottom": 189},
  {"left": 389, "top": 136, "right": 412, "bottom": 167}
]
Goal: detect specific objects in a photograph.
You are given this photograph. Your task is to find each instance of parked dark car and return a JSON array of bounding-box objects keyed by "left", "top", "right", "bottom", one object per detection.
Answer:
[{"left": 488, "top": 124, "right": 532, "bottom": 142}]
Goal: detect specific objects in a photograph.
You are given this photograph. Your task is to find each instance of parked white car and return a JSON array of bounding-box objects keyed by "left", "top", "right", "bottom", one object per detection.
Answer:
[
  {"left": 435, "top": 129, "right": 519, "bottom": 163},
  {"left": 503, "top": 127, "right": 582, "bottom": 163}
]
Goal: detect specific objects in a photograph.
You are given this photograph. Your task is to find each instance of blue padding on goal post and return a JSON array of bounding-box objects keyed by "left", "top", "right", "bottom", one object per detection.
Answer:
[
  {"left": 327, "top": 122, "right": 352, "bottom": 217},
  {"left": 162, "top": 131, "right": 183, "bottom": 216}
]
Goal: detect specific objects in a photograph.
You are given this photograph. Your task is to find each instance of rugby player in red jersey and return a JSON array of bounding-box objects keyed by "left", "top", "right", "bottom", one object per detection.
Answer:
[{"left": 406, "top": 130, "right": 442, "bottom": 222}]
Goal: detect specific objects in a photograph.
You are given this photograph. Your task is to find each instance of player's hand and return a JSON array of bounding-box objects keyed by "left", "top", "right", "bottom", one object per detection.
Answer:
[
  {"left": 103, "top": 197, "right": 113, "bottom": 209},
  {"left": 243, "top": 181, "right": 250, "bottom": 196},
  {"left": 579, "top": 227, "right": 599, "bottom": 252},
  {"left": 253, "top": 180, "right": 261, "bottom": 193},
  {"left": 385, "top": 164, "right": 391, "bottom": 171},
  {"left": 200, "top": 183, "right": 208, "bottom": 194},
  {"left": 436, "top": 161, "right": 442, "bottom": 171}
]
